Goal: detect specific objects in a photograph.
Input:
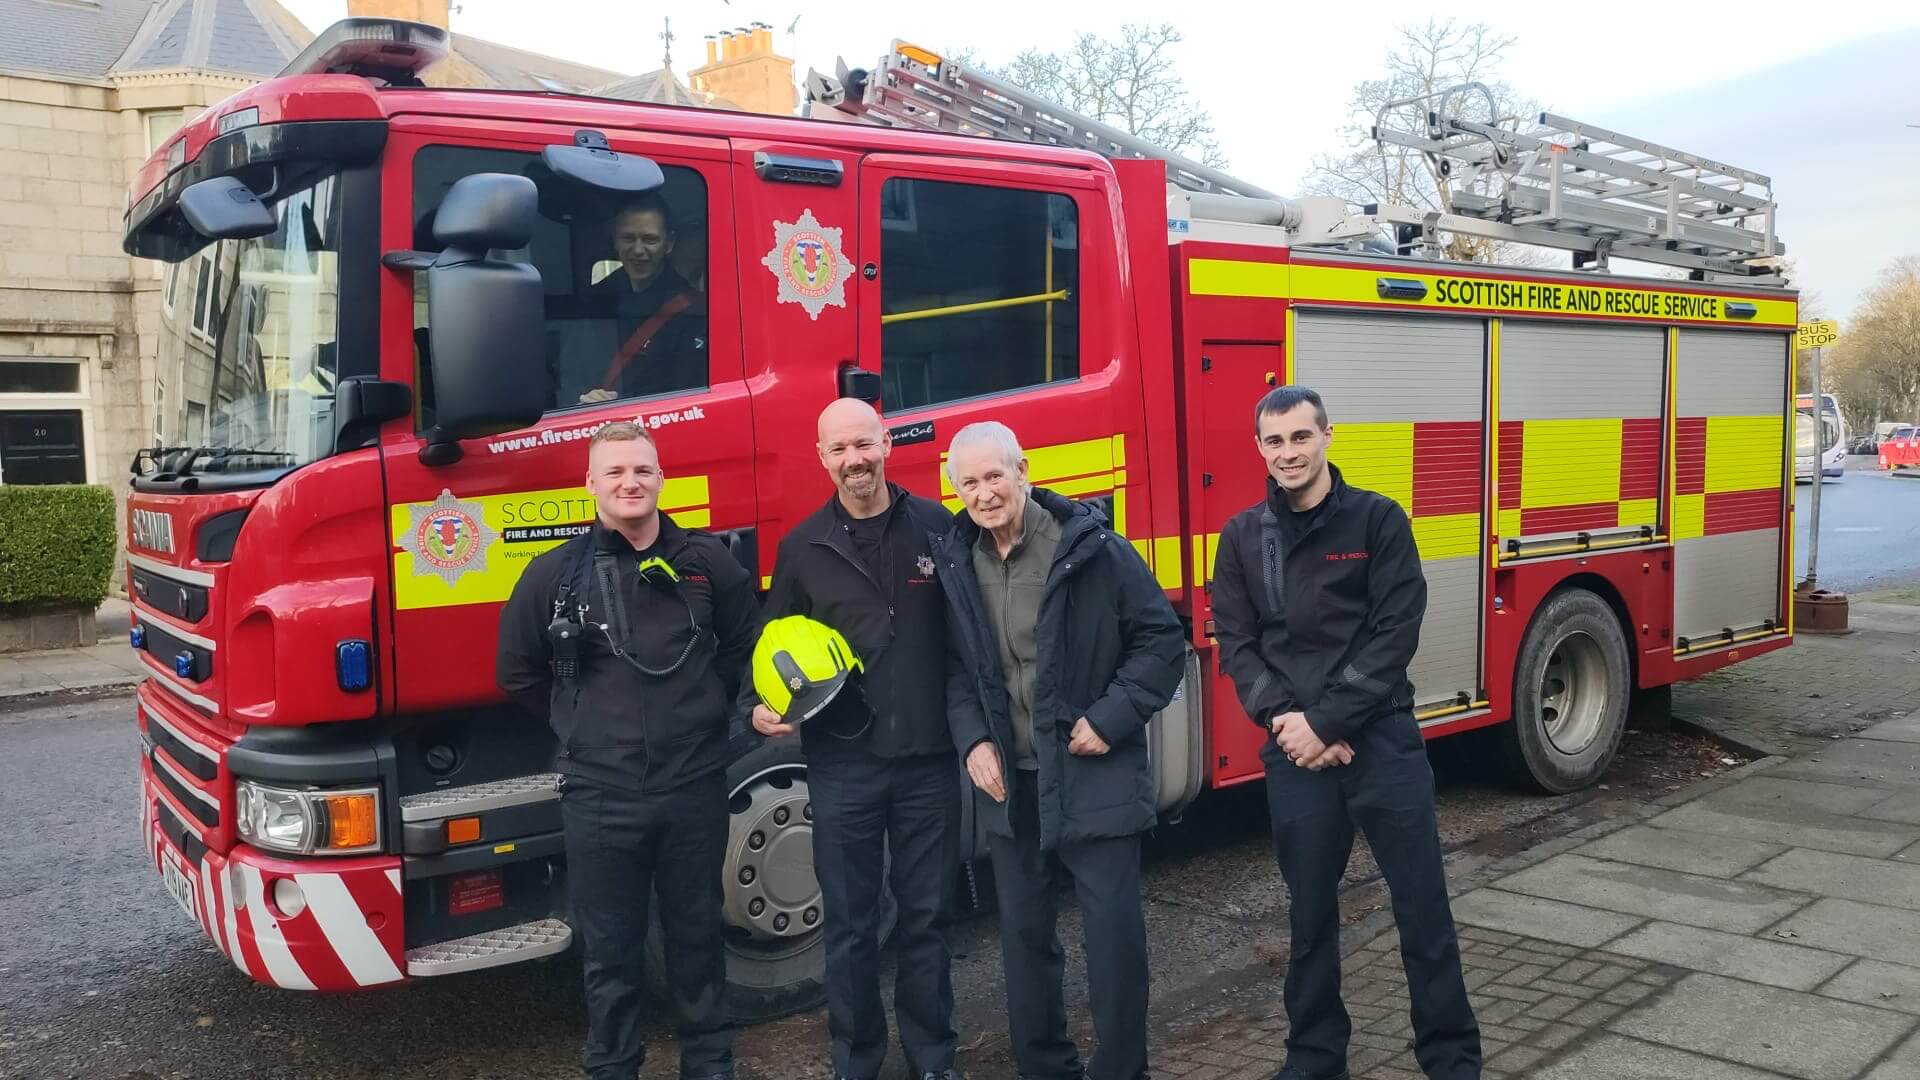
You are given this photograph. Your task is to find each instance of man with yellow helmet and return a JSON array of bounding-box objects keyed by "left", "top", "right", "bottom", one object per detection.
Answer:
[{"left": 744, "top": 398, "right": 964, "bottom": 1080}]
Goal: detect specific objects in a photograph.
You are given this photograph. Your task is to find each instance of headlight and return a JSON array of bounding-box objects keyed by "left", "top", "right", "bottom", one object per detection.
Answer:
[{"left": 234, "top": 780, "right": 382, "bottom": 856}]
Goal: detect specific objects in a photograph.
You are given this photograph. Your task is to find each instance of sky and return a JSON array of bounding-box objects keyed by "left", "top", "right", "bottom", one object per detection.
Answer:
[{"left": 281, "top": 0, "right": 1920, "bottom": 319}]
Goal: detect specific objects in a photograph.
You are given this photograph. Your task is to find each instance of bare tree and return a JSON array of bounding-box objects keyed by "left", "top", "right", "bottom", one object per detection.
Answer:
[
  {"left": 957, "top": 25, "right": 1226, "bottom": 168},
  {"left": 1303, "top": 19, "right": 1535, "bottom": 262},
  {"left": 1826, "top": 256, "right": 1920, "bottom": 430}
]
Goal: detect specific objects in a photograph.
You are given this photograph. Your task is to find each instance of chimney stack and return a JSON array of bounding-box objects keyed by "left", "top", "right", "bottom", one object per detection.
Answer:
[{"left": 345, "top": 0, "right": 450, "bottom": 30}]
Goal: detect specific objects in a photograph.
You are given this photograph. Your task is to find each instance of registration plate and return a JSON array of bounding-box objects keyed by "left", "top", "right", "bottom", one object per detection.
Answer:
[{"left": 161, "top": 851, "right": 198, "bottom": 922}]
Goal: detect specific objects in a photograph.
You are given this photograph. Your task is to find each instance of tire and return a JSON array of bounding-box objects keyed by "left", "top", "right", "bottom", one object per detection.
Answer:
[
  {"left": 1500, "top": 587, "right": 1632, "bottom": 794},
  {"left": 643, "top": 737, "right": 827, "bottom": 1021}
]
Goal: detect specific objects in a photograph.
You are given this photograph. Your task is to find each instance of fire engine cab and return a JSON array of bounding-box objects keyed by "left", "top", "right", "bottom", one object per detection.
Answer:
[{"left": 122, "top": 19, "right": 1798, "bottom": 1011}]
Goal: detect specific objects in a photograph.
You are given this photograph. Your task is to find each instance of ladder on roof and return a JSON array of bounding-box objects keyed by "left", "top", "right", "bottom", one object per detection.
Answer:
[
  {"left": 1369, "top": 82, "right": 1784, "bottom": 278},
  {"left": 803, "top": 41, "right": 1280, "bottom": 200}
]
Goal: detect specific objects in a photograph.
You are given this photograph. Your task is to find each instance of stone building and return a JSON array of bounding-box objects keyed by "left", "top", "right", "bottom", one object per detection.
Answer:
[{"left": 0, "top": 0, "right": 796, "bottom": 567}]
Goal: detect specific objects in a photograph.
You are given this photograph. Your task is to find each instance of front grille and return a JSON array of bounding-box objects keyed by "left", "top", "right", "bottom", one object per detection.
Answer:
[
  {"left": 153, "top": 796, "right": 208, "bottom": 863},
  {"left": 151, "top": 749, "right": 219, "bottom": 828},
  {"left": 136, "top": 619, "right": 212, "bottom": 682},
  {"left": 132, "top": 567, "right": 208, "bottom": 623},
  {"left": 145, "top": 712, "right": 218, "bottom": 781}
]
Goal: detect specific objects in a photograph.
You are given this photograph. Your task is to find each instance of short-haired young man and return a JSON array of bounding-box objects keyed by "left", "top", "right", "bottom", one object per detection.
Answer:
[
  {"left": 1210, "top": 387, "right": 1481, "bottom": 1080},
  {"left": 497, "top": 422, "right": 759, "bottom": 1080}
]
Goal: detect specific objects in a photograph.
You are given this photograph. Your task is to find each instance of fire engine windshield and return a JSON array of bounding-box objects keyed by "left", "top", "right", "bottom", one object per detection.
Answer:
[{"left": 143, "top": 171, "right": 342, "bottom": 482}]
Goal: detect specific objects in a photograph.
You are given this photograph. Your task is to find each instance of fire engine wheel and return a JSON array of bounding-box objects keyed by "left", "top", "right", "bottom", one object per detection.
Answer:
[
  {"left": 642, "top": 739, "right": 827, "bottom": 1021},
  {"left": 1501, "top": 587, "right": 1632, "bottom": 794}
]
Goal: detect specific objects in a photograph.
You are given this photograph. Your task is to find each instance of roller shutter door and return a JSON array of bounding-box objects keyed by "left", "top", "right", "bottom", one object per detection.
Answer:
[
  {"left": 1673, "top": 329, "right": 1789, "bottom": 649},
  {"left": 1294, "top": 311, "right": 1485, "bottom": 712},
  {"left": 1496, "top": 322, "right": 1666, "bottom": 554}
]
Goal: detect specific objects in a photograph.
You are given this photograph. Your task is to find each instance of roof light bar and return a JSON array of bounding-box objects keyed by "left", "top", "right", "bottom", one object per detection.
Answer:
[{"left": 279, "top": 18, "right": 450, "bottom": 86}]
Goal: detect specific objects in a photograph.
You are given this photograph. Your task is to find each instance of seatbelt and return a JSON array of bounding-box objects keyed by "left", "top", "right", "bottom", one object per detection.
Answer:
[{"left": 595, "top": 291, "right": 696, "bottom": 392}]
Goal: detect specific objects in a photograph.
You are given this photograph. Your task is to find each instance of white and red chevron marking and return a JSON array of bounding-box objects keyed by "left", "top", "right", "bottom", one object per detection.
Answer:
[{"left": 142, "top": 771, "right": 406, "bottom": 991}]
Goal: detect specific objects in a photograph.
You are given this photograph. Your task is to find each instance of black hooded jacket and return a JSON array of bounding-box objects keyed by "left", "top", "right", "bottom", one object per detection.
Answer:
[
  {"left": 497, "top": 512, "right": 759, "bottom": 793},
  {"left": 1211, "top": 464, "right": 1426, "bottom": 763}
]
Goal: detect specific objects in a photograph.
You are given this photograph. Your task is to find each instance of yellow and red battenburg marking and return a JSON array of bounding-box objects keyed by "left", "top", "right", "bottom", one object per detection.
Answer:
[
  {"left": 1672, "top": 415, "right": 1784, "bottom": 540},
  {"left": 1495, "top": 417, "right": 1663, "bottom": 537}
]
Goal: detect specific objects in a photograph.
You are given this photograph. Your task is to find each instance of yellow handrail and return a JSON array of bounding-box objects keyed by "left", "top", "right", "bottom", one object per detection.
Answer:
[
  {"left": 1416, "top": 699, "right": 1492, "bottom": 722},
  {"left": 1505, "top": 533, "right": 1667, "bottom": 559},
  {"left": 1674, "top": 627, "right": 1785, "bottom": 656},
  {"left": 880, "top": 289, "right": 1071, "bottom": 326}
]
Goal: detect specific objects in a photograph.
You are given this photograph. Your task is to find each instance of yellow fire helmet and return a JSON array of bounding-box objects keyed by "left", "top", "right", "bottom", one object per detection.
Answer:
[{"left": 752, "top": 615, "right": 864, "bottom": 722}]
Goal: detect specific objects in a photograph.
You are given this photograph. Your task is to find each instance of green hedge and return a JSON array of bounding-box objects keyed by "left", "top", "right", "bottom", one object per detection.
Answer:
[{"left": 0, "top": 484, "right": 117, "bottom": 612}]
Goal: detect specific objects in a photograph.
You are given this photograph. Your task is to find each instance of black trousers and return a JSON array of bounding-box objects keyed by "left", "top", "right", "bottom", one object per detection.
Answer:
[
  {"left": 560, "top": 774, "right": 733, "bottom": 1080},
  {"left": 1265, "top": 713, "right": 1481, "bottom": 1080},
  {"left": 809, "top": 745, "right": 962, "bottom": 1078},
  {"left": 988, "top": 768, "right": 1149, "bottom": 1080}
]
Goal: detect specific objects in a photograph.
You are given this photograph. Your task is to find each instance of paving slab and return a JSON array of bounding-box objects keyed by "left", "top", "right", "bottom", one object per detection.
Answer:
[
  {"left": 1606, "top": 921, "right": 1853, "bottom": 991},
  {"left": 1530, "top": 1034, "right": 1785, "bottom": 1080},
  {"left": 1867, "top": 1026, "right": 1920, "bottom": 1079},
  {"left": 1744, "top": 848, "right": 1920, "bottom": 911},
  {"left": 1448, "top": 888, "right": 1644, "bottom": 949},
  {"left": 1610, "top": 972, "right": 1912, "bottom": 1079},
  {"left": 1650, "top": 799, "right": 1920, "bottom": 858},
  {"left": 1859, "top": 714, "right": 1920, "bottom": 745},
  {"left": 1820, "top": 960, "right": 1920, "bottom": 1017},
  {"left": 1573, "top": 824, "right": 1784, "bottom": 879},
  {"left": 1863, "top": 792, "right": 1920, "bottom": 826},
  {"left": 1771, "top": 899, "right": 1920, "bottom": 967},
  {"left": 1767, "top": 759, "right": 1918, "bottom": 792},
  {"left": 1701, "top": 774, "right": 1894, "bottom": 815},
  {"left": 1494, "top": 853, "right": 1812, "bottom": 934}
]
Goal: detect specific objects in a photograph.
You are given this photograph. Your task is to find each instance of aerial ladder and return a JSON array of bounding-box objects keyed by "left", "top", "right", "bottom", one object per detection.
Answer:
[{"left": 804, "top": 44, "right": 1786, "bottom": 282}]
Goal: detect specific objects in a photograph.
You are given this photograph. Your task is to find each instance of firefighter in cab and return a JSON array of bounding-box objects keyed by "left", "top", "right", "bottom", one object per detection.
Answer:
[{"left": 496, "top": 421, "right": 760, "bottom": 1080}]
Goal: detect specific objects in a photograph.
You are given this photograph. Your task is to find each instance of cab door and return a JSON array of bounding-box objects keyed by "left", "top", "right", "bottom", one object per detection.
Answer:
[
  {"left": 377, "top": 118, "right": 748, "bottom": 713},
  {"left": 854, "top": 156, "right": 1146, "bottom": 535}
]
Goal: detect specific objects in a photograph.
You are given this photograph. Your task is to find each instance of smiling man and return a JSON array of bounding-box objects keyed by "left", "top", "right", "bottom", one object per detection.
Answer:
[
  {"left": 496, "top": 421, "right": 759, "bottom": 1080},
  {"left": 745, "top": 398, "right": 964, "bottom": 1080},
  {"left": 1210, "top": 386, "right": 1481, "bottom": 1080},
  {"left": 576, "top": 194, "right": 707, "bottom": 405},
  {"left": 933, "top": 420, "right": 1184, "bottom": 1080}
]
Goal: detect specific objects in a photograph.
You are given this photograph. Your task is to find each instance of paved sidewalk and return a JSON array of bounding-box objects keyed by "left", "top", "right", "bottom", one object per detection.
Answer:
[
  {"left": 0, "top": 598, "right": 144, "bottom": 702},
  {"left": 1159, "top": 601, "right": 1920, "bottom": 1079}
]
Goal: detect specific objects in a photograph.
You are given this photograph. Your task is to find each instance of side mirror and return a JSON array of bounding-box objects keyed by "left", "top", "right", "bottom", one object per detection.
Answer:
[
  {"left": 177, "top": 176, "right": 276, "bottom": 241},
  {"left": 419, "top": 173, "right": 547, "bottom": 461},
  {"left": 542, "top": 130, "right": 665, "bottom": 194}
]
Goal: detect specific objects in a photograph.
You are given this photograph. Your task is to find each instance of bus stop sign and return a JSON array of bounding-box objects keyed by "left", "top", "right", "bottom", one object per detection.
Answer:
[{"left": 1797, "top": 319, "right": 1839, "bottom": 350}]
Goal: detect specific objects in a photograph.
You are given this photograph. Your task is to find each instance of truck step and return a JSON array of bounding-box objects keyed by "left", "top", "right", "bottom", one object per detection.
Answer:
[
  {"left": 405, "top": 917, "right": 573, "bottom": 976},
  {"left": 399, "top": 773, "right": 560, "bottom": 821}
]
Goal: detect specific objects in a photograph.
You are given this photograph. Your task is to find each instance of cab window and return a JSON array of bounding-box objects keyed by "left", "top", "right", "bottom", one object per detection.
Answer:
[
  {"left": 879, "top": 178, "right": 1079, "bottom": 412},
  {"left": 410, "top": 145, "right": 711, "bottom": 426}
]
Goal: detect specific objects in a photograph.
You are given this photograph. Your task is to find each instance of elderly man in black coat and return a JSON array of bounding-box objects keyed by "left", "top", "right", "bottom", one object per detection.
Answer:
[{"left": 932, "top": 420, "right": 1186, "bottom": 1080}]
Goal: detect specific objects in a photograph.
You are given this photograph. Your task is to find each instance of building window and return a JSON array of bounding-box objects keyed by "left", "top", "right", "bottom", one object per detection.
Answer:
[
  {"left": 878, "top": 178, "right": 1080, "bottom": 413},
  {"left": 0, "top": 360, "right": 82, "bottom": 395},
  {"left": 145, "top": 109, "right": 186, "bottom": 156},
  {"left": 0, "top": 358, "right": 88, "bottom": 486}
]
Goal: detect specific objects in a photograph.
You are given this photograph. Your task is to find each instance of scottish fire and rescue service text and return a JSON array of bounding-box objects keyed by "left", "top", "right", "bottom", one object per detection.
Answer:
[{"left": 1430, "top": 278, "right": 1726, "bottom": 319}]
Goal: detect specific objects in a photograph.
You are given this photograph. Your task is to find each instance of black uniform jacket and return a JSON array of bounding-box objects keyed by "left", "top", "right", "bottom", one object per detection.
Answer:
[
  {"left": 739, "top": 484, "right": 958, "bottom": 760},
  {"left": 497, "top": 512, "right": 759, "bottom": 793},
  {"left": 934, "top": 489, "right": 1186, "bottom": 849},
  {"left": 1211, "top": 464, "right": 1427, "bottom": 762}
]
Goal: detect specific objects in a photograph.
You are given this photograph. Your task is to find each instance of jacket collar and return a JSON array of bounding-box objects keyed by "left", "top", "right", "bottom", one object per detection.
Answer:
[
  {"left": 1265, "top": 462, "right": 1347, "bottom": 520},
  {"left": 590, "top": 510, "right": 687, "bottom": 557},
  {"left": 809, "top": 482, "right": 909, "bottom": 543}
]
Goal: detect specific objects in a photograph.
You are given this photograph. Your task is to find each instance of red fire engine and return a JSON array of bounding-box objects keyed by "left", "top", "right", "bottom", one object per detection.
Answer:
[{"left": 122, "top": 20, "right": 1798, "bottom": 1010}]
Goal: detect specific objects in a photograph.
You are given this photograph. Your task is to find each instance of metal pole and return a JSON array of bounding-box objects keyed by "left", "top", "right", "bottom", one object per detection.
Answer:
[{"left": 1804, "top": 345, "right": 1823, "bottom": 588}]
